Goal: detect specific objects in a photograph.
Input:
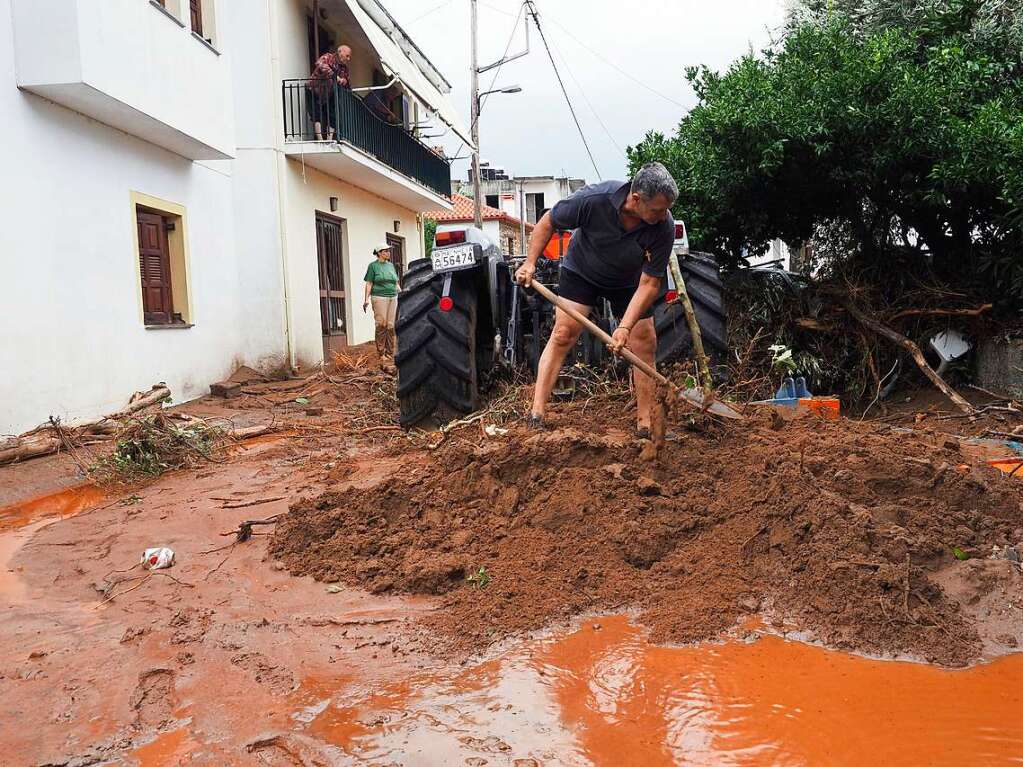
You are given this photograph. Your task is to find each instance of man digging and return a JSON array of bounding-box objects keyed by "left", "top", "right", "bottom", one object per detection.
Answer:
[{"left": 514, "top": 162, "right": 678, "bottom": 437}]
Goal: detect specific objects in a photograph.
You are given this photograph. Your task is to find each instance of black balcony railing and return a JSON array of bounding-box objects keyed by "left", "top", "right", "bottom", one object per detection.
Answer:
[{"left": 282, "top": 79, "right": 451, "bottom": 199}]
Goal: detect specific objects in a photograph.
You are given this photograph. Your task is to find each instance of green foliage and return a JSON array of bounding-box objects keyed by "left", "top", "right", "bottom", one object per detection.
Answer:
[
  {"left": 90, "top": 415, "right": 224, "bottom": 484},
  {"left": 628, "top": 2, "right": 1023, "bottom": 305},
  {"left": 769, "top": 344, "right": 798, "bottom": 374},
  {"left": 424, "top": 218, "right": 438, "bottom": 259},
  {"left": 465, "top": 566, "right": 491, "bottom": 590}
]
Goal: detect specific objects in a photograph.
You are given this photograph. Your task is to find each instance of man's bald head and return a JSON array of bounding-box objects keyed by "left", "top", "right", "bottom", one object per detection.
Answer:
[{"left": 336, "top": 45, "right": 352, "bottom": 63}]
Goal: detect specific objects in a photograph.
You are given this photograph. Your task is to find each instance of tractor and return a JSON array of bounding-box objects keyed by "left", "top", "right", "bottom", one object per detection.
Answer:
[{"left": 394, "top": 223, "right": 728, "bottom": 427}]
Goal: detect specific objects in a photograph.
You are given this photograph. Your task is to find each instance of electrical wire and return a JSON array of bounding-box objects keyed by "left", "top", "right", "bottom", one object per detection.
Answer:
[
  {"left": 525, "top": 1, "right": 602, "bottom": 179},
  {"left": 547, "top": 25, "right": 626, "bottom": 159},
  {"left": 446, "top": 2, "right": 526, "bottom": 166},
  {"left": 479, "top": 1, "right": 526, "bottom": 116},
  {"left": 410, "top": 0, "right": 453, "bottom": 24},
  {"left": 481, "top": 0, "right": 685, "bottom": 109}
]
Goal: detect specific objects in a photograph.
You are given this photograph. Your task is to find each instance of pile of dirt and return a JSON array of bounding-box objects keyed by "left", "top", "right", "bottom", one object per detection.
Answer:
[{"left": 270, "top": 410, "right": 1023, "bottom": 666}]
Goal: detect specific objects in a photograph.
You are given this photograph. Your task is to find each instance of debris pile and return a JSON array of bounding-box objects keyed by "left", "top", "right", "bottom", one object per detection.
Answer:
[{"left": 271, "top": 411, "right": 1023, "bottom": 666}]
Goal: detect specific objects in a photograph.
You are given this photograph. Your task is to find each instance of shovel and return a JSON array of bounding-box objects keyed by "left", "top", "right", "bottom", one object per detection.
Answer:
[{"left": 526, "top": 280, "right": 745, "bottom": 421}]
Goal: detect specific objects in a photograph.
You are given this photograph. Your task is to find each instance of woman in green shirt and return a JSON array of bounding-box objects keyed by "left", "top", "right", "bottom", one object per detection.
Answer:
[{"left": 363, "top": 244, "right": 401, "bottom": 359}]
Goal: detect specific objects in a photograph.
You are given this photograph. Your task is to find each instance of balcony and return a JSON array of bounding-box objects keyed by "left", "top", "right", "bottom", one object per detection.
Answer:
[
  {"left": 10, "top": 0, "right": 234, "bottom": 160},
  {"left": 282, "top": 79, "right": 451, "bottom": 210}
]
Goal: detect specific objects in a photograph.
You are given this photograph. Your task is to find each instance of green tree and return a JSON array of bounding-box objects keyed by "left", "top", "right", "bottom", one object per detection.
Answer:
[
  {"left": 424, "top": 218, "right": 438, "bottom": 259},
  {"left": 629, "top": 3, "right": 1023, "bottom": 301}
]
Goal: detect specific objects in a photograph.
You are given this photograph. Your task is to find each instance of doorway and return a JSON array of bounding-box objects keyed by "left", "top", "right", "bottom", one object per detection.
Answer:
[
  {"left": 316, "top": 213, "right": 347, "bottom": 359},
  {"left": 386, "top": 233, "right": 405, "bottom": 281}
]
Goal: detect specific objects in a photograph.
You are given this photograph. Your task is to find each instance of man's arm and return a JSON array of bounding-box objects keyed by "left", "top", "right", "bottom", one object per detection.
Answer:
[
  {"left": 513, "top": 212, "right": 555, "bottom": 286},
  {"left": 609, "top": 272, "right": 662, "bottom": 354}
]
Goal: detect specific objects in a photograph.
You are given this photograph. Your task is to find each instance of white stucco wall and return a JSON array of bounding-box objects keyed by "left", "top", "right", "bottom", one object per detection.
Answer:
[
  {"left": 10, "top": 0, "right": 235, "bottom": 159},
  {"left": 0, "top": 0, "right": 279, "bottom": 435}
]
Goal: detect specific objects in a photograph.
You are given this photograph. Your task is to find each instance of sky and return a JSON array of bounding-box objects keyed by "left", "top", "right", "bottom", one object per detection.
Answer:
[{"left": 382, "top": 0, "right": 789, "bottom": 184}]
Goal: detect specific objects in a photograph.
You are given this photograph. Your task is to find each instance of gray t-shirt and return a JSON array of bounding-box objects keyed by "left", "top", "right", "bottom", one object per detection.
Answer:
[{"left": 550, "top": 180, "right": 675, "bottom": 290}]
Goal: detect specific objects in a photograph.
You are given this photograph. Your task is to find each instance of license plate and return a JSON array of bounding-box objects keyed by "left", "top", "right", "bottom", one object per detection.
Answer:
[{"left": 432, "top": 244, "right": 476, "bottom": 273}]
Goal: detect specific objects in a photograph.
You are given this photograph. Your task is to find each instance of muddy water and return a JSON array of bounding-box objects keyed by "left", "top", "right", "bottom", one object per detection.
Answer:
[
  {"left": 298, "top": 616, "right": 1023, "bottom": 766},
  {"left": 0, "top": 484, "right": 105, "bottom": 600},
  {"left": 0, "top": 483, "right": 106, "bottom": 531}
]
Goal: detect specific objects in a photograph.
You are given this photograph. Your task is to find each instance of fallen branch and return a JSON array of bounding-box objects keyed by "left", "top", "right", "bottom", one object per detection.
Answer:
[
  {"left": 842, "top": 300, "right": 974, "bottom": 414},
  {"left": 887, "top": 303, "right": 992, "bottom": 322},
  {"left": 93, "top": 571, "right": 194, "bottom": 608},
  {"left": 0, "top": 385, "right": 171, "bottom": 466},
  {"left": 219, "top": 515, "right": 282, "bottom": 542},
  {"left": 219, "top": 496, "right": 285, "bottom": 509}
]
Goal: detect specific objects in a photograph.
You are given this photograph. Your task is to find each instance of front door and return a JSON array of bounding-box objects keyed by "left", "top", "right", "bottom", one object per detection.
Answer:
[
  {"left": 316, "top": 214, "right": 347, "bottom": 359},
  {"left": 386, "top": 233, "right": 405, "bottom": 281}
]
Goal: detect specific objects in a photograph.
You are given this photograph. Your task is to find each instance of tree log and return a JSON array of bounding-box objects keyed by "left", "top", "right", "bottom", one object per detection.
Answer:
[
  {"left": 0, "top": 437, "right": 61, "bottom": 465},
  {"left": 843, "top": 300, "right": 974, "bottom": 414},
  {"left": 0, "top": 384, "right": 171, "bottom": 467}
]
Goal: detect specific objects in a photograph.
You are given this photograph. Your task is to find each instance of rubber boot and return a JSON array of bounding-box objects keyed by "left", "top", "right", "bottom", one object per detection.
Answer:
[
  {"left": 386, "top": 328, "right": 397, "bottom": 358},
  {"left": 374, "top": 326, "right": 387, "bottom": 358}
]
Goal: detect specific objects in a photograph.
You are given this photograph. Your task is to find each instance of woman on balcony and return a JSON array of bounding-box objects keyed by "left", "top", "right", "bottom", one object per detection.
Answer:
[
  {"left": 363, "top": 244, "right": 400, "bottom": 362},
  {"left": 308, "top": 44, "right": 352, "bottom": 141}
]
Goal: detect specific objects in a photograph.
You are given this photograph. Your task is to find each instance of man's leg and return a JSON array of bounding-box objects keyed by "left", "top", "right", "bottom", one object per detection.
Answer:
[
  {"left": 529, "top": 301, "right": 589, "bottom": 421},
  {"left": 629, "top": 317, "right": 658, "bottom": 430}
]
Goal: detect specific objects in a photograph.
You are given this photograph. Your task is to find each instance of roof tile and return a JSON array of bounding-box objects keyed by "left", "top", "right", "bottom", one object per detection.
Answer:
[{"left": 426, "top": 194, "right": 533, "bottom": 229}]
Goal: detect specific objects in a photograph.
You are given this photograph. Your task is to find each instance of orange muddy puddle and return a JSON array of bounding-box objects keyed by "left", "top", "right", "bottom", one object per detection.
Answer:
[
  {"left": 0, "top": 484, "right": 105, "bottom": 600},
  {"left": 296, "top": 616, "right": 1023, "bottom": 767},
  {"left": 0, "top": 483, "right": 106, "bottom": 532}
]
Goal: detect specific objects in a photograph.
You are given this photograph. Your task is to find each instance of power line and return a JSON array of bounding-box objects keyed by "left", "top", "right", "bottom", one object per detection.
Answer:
[
  {"left": 410, "top": 0, "right": 453, "bottom": 24},
  {"left": 479, "top": 2, "right": 525, "bottom": 114},
  {"left": 548, "top": 27, "right": 626, "bottom": 159},
  {"left": 482, "top": 0, "right": 686, "bottom": 109},
  {"left": 525, "top": 1, "right": 602, "bottom": 179},
  {"left": 448, "top": 2, "right": 526, "bottom": 166}
]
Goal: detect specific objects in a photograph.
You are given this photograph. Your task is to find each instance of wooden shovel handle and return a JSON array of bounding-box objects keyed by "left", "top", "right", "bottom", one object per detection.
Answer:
[{"left": 527, "top": 280, "right": 670, "bottom": 387}]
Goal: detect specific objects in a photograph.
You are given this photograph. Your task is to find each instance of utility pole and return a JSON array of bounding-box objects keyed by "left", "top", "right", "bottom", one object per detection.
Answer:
[
  {"left": 518, "top": 180, "right": 526, "bottom": 255},
  {"left": 470, "top": 0, "right": 483, "bottom": 229}
]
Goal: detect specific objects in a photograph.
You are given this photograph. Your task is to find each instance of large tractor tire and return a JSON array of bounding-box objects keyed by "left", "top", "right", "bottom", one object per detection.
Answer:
[
  {"left": 395, "top": 259, "right": 480, "bottom": 428},
  {"left": 654, "top": 252, "right": 728, "bottom": 376}
]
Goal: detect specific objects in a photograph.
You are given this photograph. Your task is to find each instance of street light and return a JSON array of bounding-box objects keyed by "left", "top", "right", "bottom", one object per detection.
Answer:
[
  {"left": 480, "top": 85, "right": 523, "bottom": 98},
  {"left": 471, "top": 84, "right": 523, "bottom": 227},
  {"left": 476, "top": 85, "right": 523, "bottom": 115}
]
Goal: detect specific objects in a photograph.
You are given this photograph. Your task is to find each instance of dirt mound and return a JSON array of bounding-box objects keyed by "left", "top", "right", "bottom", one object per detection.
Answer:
[{"left": 270, "top": 411, "right": 1022, "bottom": 666}]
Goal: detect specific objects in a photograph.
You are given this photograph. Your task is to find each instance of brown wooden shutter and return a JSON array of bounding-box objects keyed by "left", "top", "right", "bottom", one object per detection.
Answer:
[
  {"left": 137, "top": 211, "right": 174, "bottom": 325},
  {"left": 190, "top": 0, "right": 203, "bottom": 36}
]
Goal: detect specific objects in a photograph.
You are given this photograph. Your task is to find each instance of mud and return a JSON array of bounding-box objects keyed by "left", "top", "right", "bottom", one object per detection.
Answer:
[
  {"left": 273, "top": 412, "right": 1023, "bottom": 666},
  {"left": 304, "top": 614, "right": 1023, "bottom": 766},
  {"left": 2, "top": 353, "right": 1023, "bottom": 765}
]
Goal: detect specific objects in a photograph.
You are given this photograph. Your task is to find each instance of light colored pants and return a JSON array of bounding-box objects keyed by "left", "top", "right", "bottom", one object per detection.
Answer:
[{"left": 371, "top": 296, "right": 397, "bottom": 330}]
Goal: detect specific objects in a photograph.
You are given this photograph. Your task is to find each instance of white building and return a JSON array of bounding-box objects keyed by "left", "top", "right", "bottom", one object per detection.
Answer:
[
  {"left": 1, "top": 0, "right": 466, "bottom": 434},
  {"left": 453, "top": 168, "right": 587, "bottom": 226}
]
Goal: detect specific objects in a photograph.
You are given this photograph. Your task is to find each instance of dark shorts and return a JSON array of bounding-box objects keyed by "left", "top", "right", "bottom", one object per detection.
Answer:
[{"left": 556, "top": 268, "right": 653, "bottom": 320}]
